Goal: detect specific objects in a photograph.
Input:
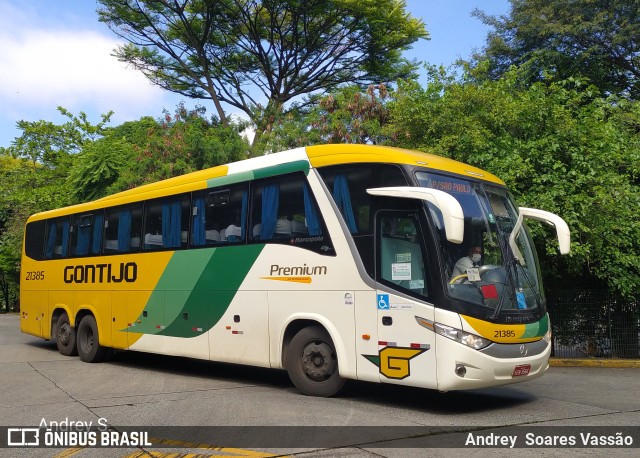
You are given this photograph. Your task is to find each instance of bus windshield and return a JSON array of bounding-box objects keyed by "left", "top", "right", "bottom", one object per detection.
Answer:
[{"left": 416, "top": 172, "right": 544, "bottom": 315}]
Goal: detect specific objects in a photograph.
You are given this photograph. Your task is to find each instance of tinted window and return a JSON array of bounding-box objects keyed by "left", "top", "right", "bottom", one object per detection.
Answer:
[
  {"left": 143, "top": 195, "right": 190, "bottom": 250},
  {"left": 318, "top": 163, "right": 408, "bottom": 274},
  {"left": 44, "top": 217, "right": 70, "bottom": 259},
  {"left": 24, "top": 220, "right": 46, "bottom": 260},
  {"left": 104, "top": 204, "right": 142, "bottom": 254},
  {"left": 191, "top": 183, "right": 248, "bottom": 246},
  {"left": 69, "top": 212, "right": 104, "bottom": 257},
  {"left": 250, "top": 173, "right": 333, "bottom": 255}
]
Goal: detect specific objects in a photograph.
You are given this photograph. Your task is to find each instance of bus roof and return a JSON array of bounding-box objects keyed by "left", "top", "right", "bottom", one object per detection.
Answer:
[
  {"left": 306, "top": 144, "right": 504, "bottom": 185},
  {"left": 28, "top": 144, "right": 504, "bottom": 221}
]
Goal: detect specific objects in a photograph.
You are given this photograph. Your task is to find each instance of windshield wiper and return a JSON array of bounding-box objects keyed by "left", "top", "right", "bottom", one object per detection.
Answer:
[{"left": 490, "top": 230, "right": 516, "bottom": 320}]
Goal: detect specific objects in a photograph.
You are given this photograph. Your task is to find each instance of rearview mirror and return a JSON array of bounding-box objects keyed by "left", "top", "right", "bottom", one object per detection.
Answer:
[
  {"left": 509, "top": 207, "right": 571, "bottom": 265},
  {"left": 366, "top": 187, "right": 464, "bottom": 243}
]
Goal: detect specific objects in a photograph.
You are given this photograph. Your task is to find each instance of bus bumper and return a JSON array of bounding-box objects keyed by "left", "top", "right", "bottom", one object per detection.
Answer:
[{"left": 435, "top": 334, "right": 551, "bottom": 391}]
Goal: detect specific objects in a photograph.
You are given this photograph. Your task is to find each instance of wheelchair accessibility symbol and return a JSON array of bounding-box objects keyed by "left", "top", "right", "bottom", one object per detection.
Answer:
[{"left": 377, "top": 294, "right": 390, "bottom": 310}]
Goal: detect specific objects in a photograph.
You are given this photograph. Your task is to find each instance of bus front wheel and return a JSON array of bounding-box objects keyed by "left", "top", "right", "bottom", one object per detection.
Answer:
[
  {"left": 77, "top": 315, "right": 112, "bottom": 363},
  {"left": 286, "top": 326, "right": 345, "bottom": 397},
  {"left": 55, "top": 312, "right": 77, "bottom": 356}
]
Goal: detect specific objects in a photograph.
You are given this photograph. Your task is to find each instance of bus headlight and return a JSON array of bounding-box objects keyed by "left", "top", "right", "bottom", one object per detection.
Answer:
[
  {"left": 433, "top": 322, "right": 491, "bottom": 350},
  {"left": 543, "top": 327, "right": 552, "bottom": 344}
]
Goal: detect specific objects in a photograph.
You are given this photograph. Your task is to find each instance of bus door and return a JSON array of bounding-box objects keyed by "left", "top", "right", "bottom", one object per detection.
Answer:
[{"left": 374, "top": 210, "right": 437, "bottom": 388}]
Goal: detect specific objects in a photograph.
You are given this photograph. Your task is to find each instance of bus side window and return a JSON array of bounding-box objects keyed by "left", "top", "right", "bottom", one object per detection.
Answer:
[
  {"left": 250, "top": 173, "right": 332, "bottom": 255},
  {"left": 318, "top": 163, "right": 408, "bottom": 276},
  {"left": 69, "top": 213, "right": 100, "bottom": 257},
  {"left": 104, "top": 204, "right": 142, "bottom": 254},
  {"left": 44, "top": 217, "right": 70, "bottom": 259},
  {"left": 24, "top": 220, "right": 46, "bottom": 261},
  {"left": 191, "top": 183, "right": 248, "bottom": 247},
  {"left": 144, "top": 195, "right": 190, "bottom": 250}
]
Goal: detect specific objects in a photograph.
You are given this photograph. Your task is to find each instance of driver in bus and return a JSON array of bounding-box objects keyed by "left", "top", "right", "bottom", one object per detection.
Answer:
[{"left": 451, "top": 246, "right": 482, "bottom": 284}]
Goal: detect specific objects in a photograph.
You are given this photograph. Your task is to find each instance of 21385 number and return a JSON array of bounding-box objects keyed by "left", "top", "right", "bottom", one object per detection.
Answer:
[
  {"left": 494, "top": 330, "right": 516, "bottom": 338},
  {"left": 25, "top": 271, "right": 45, "bottom": 281}
]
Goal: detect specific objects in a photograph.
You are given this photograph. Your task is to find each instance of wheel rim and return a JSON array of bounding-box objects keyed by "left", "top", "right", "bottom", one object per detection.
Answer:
[
  {"left": 301, "top": 340, "right": 337, "bottom": 382},
  {"left": 59, "top": 322, "right": 71, "bottom": 346}
]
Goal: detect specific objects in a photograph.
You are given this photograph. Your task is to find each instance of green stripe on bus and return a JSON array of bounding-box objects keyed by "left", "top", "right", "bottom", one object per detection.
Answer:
[
  {"left": 125, "top": 245, "right": 264, "bottom": 336},
  {"left": 206, "top": 171, "right": 254, "bottom": 188},
  {"left": 520, "top": 314, "right": 549, "bottom": 339},
  {"left": 159, "top": 244, "right": 264, "bottom": 338},
  {"left": 252, "top": 160, "right": 310, "bottom": 179},
  {"left": 125, "top": 249, "right": 214, "bottom": 335},
  {"left": 205, "top": 160, "right": 310, "bottom": 189}
]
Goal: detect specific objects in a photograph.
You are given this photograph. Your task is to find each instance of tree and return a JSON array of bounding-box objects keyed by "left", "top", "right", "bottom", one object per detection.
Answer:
[
  {"left": 271, "top": 84, "right": 392, "bottom": 150},
  {"left": 108, "top": 104, "right": 248, "bottom": 191},
  {"left": 97, "top": 0, "right": 428, "bottom": 153},
  {"left": 388, "top": 68, "right": 640, "bottom": 300},
  {"left": 11, "top": 107, "right": 113, "bottom": 167},
  {"left": 470, "top": 0, "right": 640, "bottom": 99},
  {"left": 0, "top": 153, "right": 22, "bottom": 311},
  {"left": 67, "top": 136, "right": 134, "bottom": 201},
  {"left": 0, "top": 109, "right": 114, "bottom": 311}
]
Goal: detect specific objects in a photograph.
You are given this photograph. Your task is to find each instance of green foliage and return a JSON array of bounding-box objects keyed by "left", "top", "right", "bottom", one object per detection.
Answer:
[
  {"left": 0, "top": 108, "right": 115, "bottom": 310},
  {"left": 109, "top": 104, "right": 249, "bottom": 191},
  {"left": 97, "top": 0, "right": 427, "bottom": 155},
  {"left": 470, "top": 0, "right": 640, "bottom": 99},
  {"left": 1, "top": 104, "right": 247, "bottom": 310},
  {"left": 272, "top": 84, "right": 392, "bottom": 150},
  {"left": 388, "top": 68, "right": 640, "bottom": 298},
  {"left": 0, "top": 150, "right": 69, "bottom": 311},
  {"left": 68, "top": 137, "right": 134, "bottom": 201}
]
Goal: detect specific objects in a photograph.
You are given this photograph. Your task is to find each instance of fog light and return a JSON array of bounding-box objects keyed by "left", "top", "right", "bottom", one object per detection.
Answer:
[{"left": 455, "top": 364, "right": 467, "bottom": 377}]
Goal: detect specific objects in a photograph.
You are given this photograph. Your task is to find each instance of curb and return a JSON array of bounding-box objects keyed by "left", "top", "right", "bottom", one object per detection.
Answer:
[{"left": 549, "top": 358, "right": 640, "bottom": 368}]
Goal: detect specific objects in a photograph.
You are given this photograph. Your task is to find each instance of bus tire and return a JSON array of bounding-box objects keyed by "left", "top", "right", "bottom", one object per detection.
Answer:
[
  {"left": 55, "top": 312, "right": 78, "bottom": 356},
  {"left": 77, "top": 315, "right": 111, "bottom": 363},
  {"left": 286, "top": 326, "right": 345, "bottom": 397}
]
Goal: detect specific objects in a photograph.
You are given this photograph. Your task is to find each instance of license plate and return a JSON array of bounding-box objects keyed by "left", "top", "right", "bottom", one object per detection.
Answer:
[{"left": 512, "top": 364, "right": 531, "bottom": 377}]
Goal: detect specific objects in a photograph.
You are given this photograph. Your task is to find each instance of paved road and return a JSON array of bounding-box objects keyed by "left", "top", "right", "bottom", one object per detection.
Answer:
[{"left": 1, "top": 314, "right": 638, "bottom": 457}]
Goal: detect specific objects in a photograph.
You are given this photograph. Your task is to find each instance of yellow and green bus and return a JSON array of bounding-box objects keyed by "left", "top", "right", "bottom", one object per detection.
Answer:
[{"left": 20, "top": 144, "right": 569, "bottom": 396}]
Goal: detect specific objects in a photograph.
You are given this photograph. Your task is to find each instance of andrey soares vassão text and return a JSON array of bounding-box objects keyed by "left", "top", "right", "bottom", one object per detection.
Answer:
[{"left": 465, "top": 431, "right": 635, "bottom": 448}]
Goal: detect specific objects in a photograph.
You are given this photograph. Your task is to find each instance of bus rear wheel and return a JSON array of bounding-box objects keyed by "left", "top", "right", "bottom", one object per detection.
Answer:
[
  {"left": 55, "top": 312, "right": 77, "bottom": 356},
  {"left": 77, "top": 315, "right": 111, "bottom": 363},
  {"left": 286, "top": 326, "right": 345, "bottom": 397}
]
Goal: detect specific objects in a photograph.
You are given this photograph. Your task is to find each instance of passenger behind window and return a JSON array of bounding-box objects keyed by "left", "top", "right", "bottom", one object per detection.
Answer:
[
  {"left": 224, "top": 224, "right": 242, "bottom": 242},
  {"left": 291, "top": 219, "right": 308, "bottom": 236},
  {"left": 274, "top": 218, "right": 292, "bottom": 238}
]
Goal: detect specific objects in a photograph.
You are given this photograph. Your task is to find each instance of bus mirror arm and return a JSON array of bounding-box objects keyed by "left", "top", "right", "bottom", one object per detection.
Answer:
[
  {"left": 366, "top": 187, "right": 464, "bottom": 244},
  {"left": 509, "top": 207, "right": 571, "bottom": 265}
]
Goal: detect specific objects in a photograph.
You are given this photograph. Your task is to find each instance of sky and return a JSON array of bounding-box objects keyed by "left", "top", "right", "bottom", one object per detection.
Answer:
[{"left": 0, "top": 0, "right": 511, "bottom": 148}]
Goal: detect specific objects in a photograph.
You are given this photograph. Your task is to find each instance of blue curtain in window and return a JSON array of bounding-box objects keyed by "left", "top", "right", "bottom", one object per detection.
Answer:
[
  {"left": 240, "top": 190, "right": 248, "bottom": 239},
  {"left": 260, "top": 184, "right": 279, "bottom": 239},
  {"left": 117, "top": 210, "right": 132, "bottom": 252},
  {"left": 162, "top": 201, "right": 182, "bottom": 248},
  {"left": 171, "top": 201, "right": 182, "bottom": 246},
  {"left": 60, "top": 221, "right": 69, "bottom": 257},
  {"left": 333, "top": 174, "right": 358, "bottom": 234},
  {"left": 45, "top": 223, "right": 56, "bottom": 259},
  {"left": 162, "top": 203, "right": 170, "bottom": 247},
  {"left": 162, "top": 203, "right": 171, "bottom": 247},
  {"left": 76, "top": 223, "right": 91, "bottom": 256},
  {"left": 303, "top": 183, "right": 322, "bottom": 236},
  {"left": 192, "top": 197, "right": 206, "bottom": 246},
  {"left": 92, "top": 213, "right": 103, "bottom": 254}
]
